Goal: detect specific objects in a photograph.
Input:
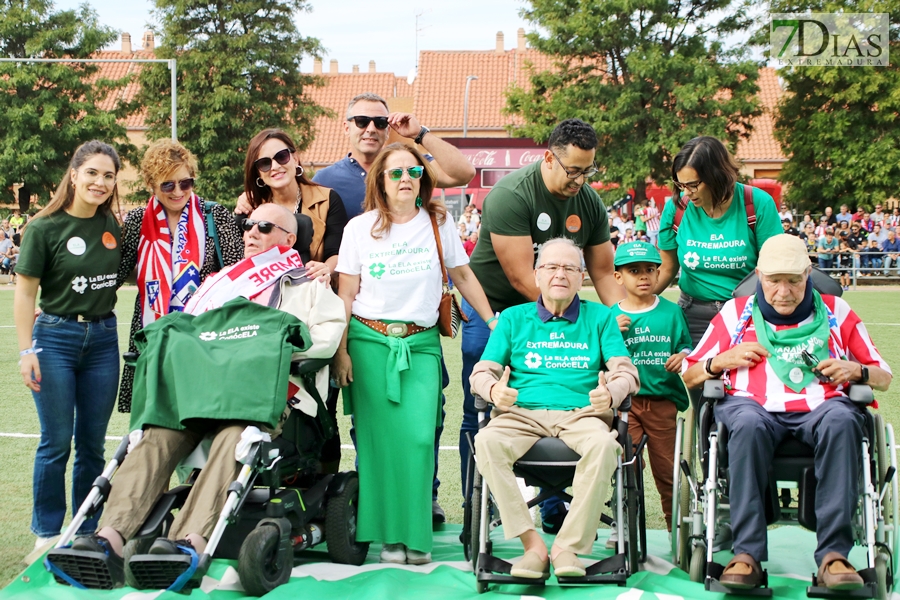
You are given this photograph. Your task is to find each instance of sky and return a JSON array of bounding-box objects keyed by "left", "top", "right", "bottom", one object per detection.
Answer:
[{"left": 54, "top": 0, "right": 533, "bottom": 77}]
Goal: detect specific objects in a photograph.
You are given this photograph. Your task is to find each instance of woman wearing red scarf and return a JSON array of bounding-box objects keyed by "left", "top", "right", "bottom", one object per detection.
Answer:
[{"left": 116, "top": 139, "right": 243, "bottom": 413}]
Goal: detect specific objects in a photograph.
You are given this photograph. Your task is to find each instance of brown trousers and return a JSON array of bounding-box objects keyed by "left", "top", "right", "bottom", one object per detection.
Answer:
[
  {"left": 627, "top": 396, "right": 678, "bottom": 530},
  {"left": 474, "top": 406, "right": 620, "bottom": 555},
  {"left": 102, "top": 422, "right": 249, "bottom": 541}
]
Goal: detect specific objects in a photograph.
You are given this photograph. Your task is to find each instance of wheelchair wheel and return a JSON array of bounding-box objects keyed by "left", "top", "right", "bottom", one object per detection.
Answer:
[
  {"left": 238, "top": 524, "right": 292, "bottom": 596},
  {"left": 624, "top": 434, "right": 640, "bottom": 574},
  {"left": 689, "top": 545, "right": 706, "bottom": 583},
  {"left": 876, "top": 415, "right": 892, "bottom": 531},
  {"left": 875, "top": 547, "right": 891, "bottom": 600},
  {"left": 469, "top": 470, "right": 483, "bottom": 574},
  {"left": 123, "top": 537, "right": 155, "bottom": 589},
  {"left": 677, "top": 415, "right": 694, "bottom": 572},
  {"left": 326, "top": 474, "right": 369, "bottom": 566}
]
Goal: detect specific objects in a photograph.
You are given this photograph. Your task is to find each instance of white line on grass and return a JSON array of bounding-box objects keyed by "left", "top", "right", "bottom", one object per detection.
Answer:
[{"left": 0, "top": 432, "right": 461, "bottom": 450}]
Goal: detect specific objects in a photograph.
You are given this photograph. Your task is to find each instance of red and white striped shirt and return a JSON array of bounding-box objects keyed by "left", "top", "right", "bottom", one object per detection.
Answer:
[
  {"left": 683, "top": 295, "right": 890, "bottom": 412},
  {"left": 643, "top": 205, "right": 661, "bottom": 232}
]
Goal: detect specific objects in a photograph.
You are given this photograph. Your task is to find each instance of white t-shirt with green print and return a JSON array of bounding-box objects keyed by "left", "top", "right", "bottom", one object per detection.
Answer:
[{"left": 336, "top": 208, "right": 469, "bottom": 328}]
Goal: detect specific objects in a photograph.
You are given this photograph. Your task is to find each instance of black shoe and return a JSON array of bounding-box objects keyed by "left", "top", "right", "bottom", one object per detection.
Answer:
[
  {"left": 541, "top": 507, "right": 568, "bottom": 534},
  {"left": 148, "top": 538, "right": 193, "bottom": 556},
  {"left": 49, "top": 534, "right": 124, "bottom": 589},
  {"left": 432, "top": 500, "right": 446, "bottom": 525}
]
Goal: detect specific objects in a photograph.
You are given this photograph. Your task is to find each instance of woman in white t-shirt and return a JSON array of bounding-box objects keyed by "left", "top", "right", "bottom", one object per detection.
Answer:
[{"left": 334, "top": 143, "right": 495, "bottom": 566}]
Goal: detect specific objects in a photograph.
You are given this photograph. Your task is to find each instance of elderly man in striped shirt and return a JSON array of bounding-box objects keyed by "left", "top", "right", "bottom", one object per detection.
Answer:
[{"left": 682, "top": 234, "right": 892, "bottom": 592}]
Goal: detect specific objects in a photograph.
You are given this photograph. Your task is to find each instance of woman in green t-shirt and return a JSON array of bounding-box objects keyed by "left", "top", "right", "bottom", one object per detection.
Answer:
[
  {"left": 654, "top": 136, "right": 781, "bottom": 345},
  {"left": 14, "top": 141, "right": 123, "bottom": 549}
]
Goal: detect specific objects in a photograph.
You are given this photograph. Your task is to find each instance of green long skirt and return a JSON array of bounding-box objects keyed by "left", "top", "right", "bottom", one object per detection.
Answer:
[{"left": 346, "top": 322, "right": 441, "bottom": 553}]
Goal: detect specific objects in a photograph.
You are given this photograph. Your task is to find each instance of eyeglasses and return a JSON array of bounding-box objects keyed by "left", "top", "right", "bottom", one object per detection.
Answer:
[
  {"left": 538, "top": 263, "right": 583, "bottom": 275},
  {"left": 384, "top": 166, "right": 424, "bottom": 181},
  {"left": 549, "top": 150, "right": 598, "bottom": 180},
  {"left": 158, "top": 178, "right": 194, "bottom": 193},
  {"left": 254, "top": 148, "right": 293, "bottom": 173},
  {"left": 672, "top": 179, "right": 703, "bottom": 193},
  {"left": 347, "top": 115, "right": 389, "bottom": 130},
  {"left": 240, "top": 219, "right": 292, "bottom": 235}
]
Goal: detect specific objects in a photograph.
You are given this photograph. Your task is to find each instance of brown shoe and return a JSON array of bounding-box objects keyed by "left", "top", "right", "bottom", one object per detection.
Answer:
[
  {"left": 720, "top": 553, "right": 763, "bottom": 589},
  {"left": 817, "top": 552, "right": 864, "bottom": 591}
]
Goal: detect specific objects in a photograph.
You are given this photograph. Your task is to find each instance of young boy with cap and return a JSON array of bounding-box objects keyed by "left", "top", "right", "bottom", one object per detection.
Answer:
[{"left": 609, "top": 241, "right": 692, "bottom": 533}]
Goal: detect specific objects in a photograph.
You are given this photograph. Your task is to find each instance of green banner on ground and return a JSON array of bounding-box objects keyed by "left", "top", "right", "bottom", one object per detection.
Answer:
[{"left": 1, "top": 526, "right": 886, "bottom": 599}]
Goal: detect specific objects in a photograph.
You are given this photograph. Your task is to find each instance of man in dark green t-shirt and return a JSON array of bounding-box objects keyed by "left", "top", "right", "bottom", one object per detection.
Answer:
[
  {"left": 461, "top": 119, "right": 624, "bottom": 528},
  {"left": 469, "top": 238, "right": 639, "bottom": 578}
]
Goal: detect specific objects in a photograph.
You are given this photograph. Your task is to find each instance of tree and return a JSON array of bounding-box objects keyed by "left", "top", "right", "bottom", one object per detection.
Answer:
[
  {"left": 505, "top": 0, "right": 763, "bottom": 201},
  {"left": 0, "top": 0, "right": 133, "bottom": 207},
  {"left": 138, "top": 0, "right": 327, "bottom": 207},
  {"left": 771, "top": 0, "right": 900, "bottom": 211}
]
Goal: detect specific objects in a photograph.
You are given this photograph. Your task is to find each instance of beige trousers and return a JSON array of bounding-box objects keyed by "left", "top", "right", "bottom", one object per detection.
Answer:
[
  {"left": 474, "top": 406, "right": 620, "bottom": 554},
  {"left": 102, "top": 422, "right": 248, "bottom": 541}
]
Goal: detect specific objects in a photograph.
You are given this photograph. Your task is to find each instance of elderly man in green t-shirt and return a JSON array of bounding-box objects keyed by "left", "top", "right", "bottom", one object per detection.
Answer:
[{"left": 470, "top": 238, "right": 640, "bottom": 578}]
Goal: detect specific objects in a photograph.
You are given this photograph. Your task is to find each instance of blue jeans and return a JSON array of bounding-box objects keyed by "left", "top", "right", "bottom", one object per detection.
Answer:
[
  {"left": 30, "top": 313, "right": 120, "bottom": 537},
  {"left": 459, "top": 300, "right": 563, "bottom": 518}
]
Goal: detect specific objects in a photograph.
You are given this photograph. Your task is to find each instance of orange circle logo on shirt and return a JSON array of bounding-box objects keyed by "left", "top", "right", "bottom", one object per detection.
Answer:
[
  {"left": 102, "top": 231, "right": 117, "bottom": 249},
  {"left": 566, "top": 214, "right": 582, "bottom": 233}
]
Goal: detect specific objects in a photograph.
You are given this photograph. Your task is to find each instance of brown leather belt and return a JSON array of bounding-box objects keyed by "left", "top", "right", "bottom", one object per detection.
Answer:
[{"left": 353, "top": 315, "right": 433, "bottom": 338}]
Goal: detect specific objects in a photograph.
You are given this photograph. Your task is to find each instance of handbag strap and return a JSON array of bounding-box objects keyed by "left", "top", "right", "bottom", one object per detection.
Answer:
[{"left": 429, "top": 213, "right": 449, "bottom": 287}]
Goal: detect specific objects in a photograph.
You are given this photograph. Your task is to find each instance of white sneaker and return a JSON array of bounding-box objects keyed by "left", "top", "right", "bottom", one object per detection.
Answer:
[
  {"left": 34, "top": 536, "right": 57, "bottom": 550},
  {"left": 380, "top": 543, "right": 406, "bottom": 564},
  {"left": 605, "top": 528, "right": 618, "bottom": 550},
  {"left": 406, "top": 548, "right": 432, "bottom": 565}
]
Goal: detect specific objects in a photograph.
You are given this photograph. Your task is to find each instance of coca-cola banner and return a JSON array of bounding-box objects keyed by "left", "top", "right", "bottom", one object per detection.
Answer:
[{"left": 459, "top": 148, "right": 545, "bottom": 168}]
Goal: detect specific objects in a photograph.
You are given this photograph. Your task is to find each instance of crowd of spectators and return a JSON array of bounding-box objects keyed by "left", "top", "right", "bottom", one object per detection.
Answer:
[
  {"left": 0, "top": 210, "right": 24, "bottom": 284},
  {"left": 777, "top": 201, "right": 900, "bottom": 288}
]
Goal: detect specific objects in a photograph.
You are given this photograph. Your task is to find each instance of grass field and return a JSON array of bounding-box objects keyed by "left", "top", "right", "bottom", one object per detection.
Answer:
[{"left": 1, "top": 286, "right": 898, "bottom": 588}]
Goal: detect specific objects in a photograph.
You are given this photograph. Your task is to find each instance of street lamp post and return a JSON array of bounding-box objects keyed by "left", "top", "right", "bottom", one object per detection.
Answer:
[{"left": 463, "top": 75, "right": 478, "bottom": 138}]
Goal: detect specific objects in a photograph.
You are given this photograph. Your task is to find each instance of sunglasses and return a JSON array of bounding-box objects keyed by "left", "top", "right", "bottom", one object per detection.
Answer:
[
  {"left": 801, "top": 349, "right": 832, "bottom": 383},
  {"left": 240, "top": 219, "right": 292, "bottom": 235},
  {"left": 254, "top": 148, "right": 293, "bottom": 173},
  {"left": 347, "top": 116, "right": 389, "bottom": 130},
  {"left": 159, "top": 178, "right": 194, "bottom": 194},
  {"left": 384, "top": 166, "right": 424, "bottom": 180}
]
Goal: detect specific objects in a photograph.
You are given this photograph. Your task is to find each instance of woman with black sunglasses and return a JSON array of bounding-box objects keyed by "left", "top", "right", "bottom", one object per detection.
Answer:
[
  {"left": 116, "top": 139, "right": 244, "bottom": 413},
  {"left": 239, "top": 128, "right": 348, "bottom": 285},
  {"left": 654, "top": 136, "right": 782, "bottom": 346}
]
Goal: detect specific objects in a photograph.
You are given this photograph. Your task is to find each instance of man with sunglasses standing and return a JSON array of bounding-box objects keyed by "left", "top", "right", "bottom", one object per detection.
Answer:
[
  {"left": 313, "top": 92, "right": 475, "bottom": 221},
  {"left": 462, "top": 118, "right": 624, "bottom": 534}
]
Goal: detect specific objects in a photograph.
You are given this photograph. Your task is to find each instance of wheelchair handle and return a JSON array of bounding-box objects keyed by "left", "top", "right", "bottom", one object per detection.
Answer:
[
  {"left": 122, "top": 351, "right": 139, "bottom": 367},
  {"left": 473, "top": 393, "right": 489, "bottom": 411},
  {"left": 290, "top": 358, "right": 331, "bottom": 376}
]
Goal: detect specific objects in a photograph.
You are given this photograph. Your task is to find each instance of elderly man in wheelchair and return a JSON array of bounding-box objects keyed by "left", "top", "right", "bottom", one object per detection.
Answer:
[
  {"left": 468, "top": 238, "right": 640, "bottom": 580},
  {"left": 48, "top": 204, "right": 348, "bottom": 591},
  {"left": 682, "top": 234, "right": 892, "bottom": 593}
]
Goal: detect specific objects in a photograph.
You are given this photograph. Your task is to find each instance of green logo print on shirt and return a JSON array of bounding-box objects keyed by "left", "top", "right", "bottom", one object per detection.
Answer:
[{"left": 369, "top": 262, "right": 386, "bottom": 279}]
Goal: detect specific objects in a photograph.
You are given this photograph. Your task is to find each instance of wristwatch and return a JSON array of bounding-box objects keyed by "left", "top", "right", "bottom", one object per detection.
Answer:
[
  {"left": 860, "top": 365, "right": 870, "bottom": 384},
  {"left": 414, "top": 126, "right": 430, "bottom": 145}
]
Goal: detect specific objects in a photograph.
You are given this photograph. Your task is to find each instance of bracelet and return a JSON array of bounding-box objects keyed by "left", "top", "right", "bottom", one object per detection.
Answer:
[
  {"left": 19, "top": 348, "right": 37, "bottom": 356},
  {"left": 705, "top": 357, "right": 723, "bottom": 378},
  {"left": 485, "top": 316, "right": 499, "bottom": 327}
]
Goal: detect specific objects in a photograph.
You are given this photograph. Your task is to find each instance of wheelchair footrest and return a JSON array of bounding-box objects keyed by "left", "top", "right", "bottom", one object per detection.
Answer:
[
  {"left": 128, "top": 553, "right": 205, "bottom": 591},
  {"left": 476, "top": 553, "right": 550, "bottom": 585},
  {"left": 558, "top": 552, "right": 628, "bottom": 585},
  {"left": 706, "top": 561, "right": 773, "bottom": 597},
  {"left": 807, "top": 567, "right": 877, "bottom": 599},
  {"left": 45, "top": 547, "right": 123, "bottom": 590}
]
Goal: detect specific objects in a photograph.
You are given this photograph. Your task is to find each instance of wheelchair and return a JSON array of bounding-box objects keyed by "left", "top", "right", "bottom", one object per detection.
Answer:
[
  {"left": 462, "top": 392, "right": 647, "bottom": 593},
  {"left": 45, "top": 357, "right": 367, "bottom": 596},
  {"left": 672, "top": 379, "right": 898, "bottom": 599}
]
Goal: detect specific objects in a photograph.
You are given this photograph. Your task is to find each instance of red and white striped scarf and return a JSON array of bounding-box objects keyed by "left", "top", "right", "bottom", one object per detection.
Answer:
[
  {"left": 184, "top": 245, "right": 303, "bottom": 315},
  {"left": 136, "top": 194, "right": 206, "bottom": 327}
]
